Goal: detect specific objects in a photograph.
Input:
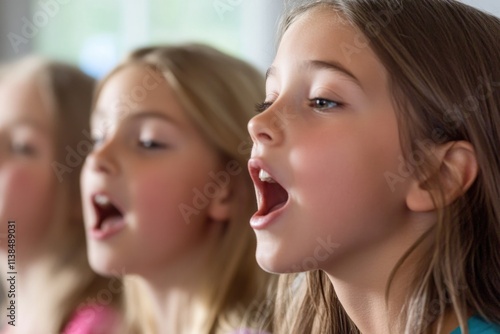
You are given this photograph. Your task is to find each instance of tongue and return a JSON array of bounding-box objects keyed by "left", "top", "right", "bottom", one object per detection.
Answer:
[
  {"left": 269, "top": 202, "right": 286, "bottom": 213},
  {"left": 100, "top": 216, "right": 124, "bottom": 232}
]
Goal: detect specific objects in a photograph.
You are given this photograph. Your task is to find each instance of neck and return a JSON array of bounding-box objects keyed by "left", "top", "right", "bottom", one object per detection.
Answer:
[
  {"left": 0, "top": 249, "right": 62, "bottom": 333},
  {"left": 0, "top": 230, "right": 86, "bottom": 334},
  {"left": 325, "top": 212, "right": 438, "bottom": 334},
  {"left": 139, "top": 280, "right": 202, "bottom": 334},
  {"left": 131, "top": 232, "right": 219, "bottom": 334}
]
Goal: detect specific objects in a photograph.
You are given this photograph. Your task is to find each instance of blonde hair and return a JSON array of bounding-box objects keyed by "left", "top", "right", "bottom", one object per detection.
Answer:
[
  {"left": 94, "top": 44, "right": 275, "bottom": 334},
  {"left": 273, "top": 1, "right": 500, "bottom": 333},
  {"left": 0, "top": 57, "right": 122, "bottom": 332}
]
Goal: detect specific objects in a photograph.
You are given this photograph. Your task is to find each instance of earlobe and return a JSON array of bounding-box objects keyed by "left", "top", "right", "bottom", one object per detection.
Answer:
[
  {"left": 207, "top": 184, "right": 231, "bottom": 223},
  {"left": 406, "top": 141, "right": 478, "bottom": 212}
]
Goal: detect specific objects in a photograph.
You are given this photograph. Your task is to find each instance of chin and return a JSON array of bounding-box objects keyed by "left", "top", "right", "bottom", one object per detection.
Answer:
[
  {"left": 87, "top": 249, "right": 125, "bottom": 277},
  {"left": 255, "top": 248, "right": 294, "bottom": 274},
  {"left": 89, "top": 259, "right": 114, "bottom": 277}
]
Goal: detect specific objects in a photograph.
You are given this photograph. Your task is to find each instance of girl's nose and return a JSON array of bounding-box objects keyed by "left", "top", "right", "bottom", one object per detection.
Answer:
[
  {"left": 247, "top": 106, "right": 286, "bottom": 148},
  {"left": 85, "top": 138, "right": 119, "bottom": 175}
]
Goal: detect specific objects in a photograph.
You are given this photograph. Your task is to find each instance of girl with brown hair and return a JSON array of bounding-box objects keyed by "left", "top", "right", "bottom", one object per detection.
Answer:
[{"left": 247, "top": 1, "right": 500, "bottom": 333}]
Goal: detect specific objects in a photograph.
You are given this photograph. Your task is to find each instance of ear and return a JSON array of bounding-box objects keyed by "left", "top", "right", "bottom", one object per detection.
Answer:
[
  {"left": 207, "top": 181, "right": 232, "bottom": 223},
  {"left": 406, "top": 141, "right": 478, "bottom": 212}
]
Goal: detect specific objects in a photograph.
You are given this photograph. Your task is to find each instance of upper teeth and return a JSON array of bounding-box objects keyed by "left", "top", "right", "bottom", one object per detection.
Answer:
[
  {"left": 259, "top": 169, "right": 276, "bottom": 183},
  {"left": 94, "top": 194, "right": 111, "bottom": 206}
]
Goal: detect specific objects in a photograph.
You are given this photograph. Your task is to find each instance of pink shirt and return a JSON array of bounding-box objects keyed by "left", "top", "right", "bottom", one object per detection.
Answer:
[{"left": 62, "top": 305, "right": 120, "bottom": 334}]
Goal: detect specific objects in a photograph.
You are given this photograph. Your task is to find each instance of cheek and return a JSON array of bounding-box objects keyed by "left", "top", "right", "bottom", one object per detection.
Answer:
[
  {"left": 80, "top": 166, "right": 96, "bottom": 218},
  {"left": 123, "top": 164, "right": 215, "bottom": 269},
  {"left": 291, "top": 130, "right": 404, "bottom": 238},
  {"left": 0, "top": 165, "right": 56, "bottom": 240},
  {"left": 130, "top": 166, "right": 210, "bottom": 231}
]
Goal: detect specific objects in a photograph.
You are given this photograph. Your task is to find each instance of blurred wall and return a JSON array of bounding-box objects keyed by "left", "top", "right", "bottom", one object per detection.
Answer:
[
  {"left": 0, "top": 0, "right": 498, "bottom": 66},
  {"left": 0, "top": 0, "right": 33, "bottom": 61},
  {"left": 461, "top": 0, "right": 500, "bottom": 17},
  {"left": 242, "top": 0, "right": 284, "bottom": 72}
]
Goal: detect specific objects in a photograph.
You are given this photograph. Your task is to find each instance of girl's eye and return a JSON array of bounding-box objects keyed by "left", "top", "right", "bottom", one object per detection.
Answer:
[
  {"left": 309, "top": 98, "right": 343, "bottom": 111},
  {"left": 138, "top": 139, "right": 167, "bottom": 150},
  {"left": 255, "top": 101, "right": 274, "bottom": 113},
  {"left": 10, "top": 142, "right": 36, "bottom": 156},
  {"left": 91, "top": 136, "right": 105, "bottom": 149}
]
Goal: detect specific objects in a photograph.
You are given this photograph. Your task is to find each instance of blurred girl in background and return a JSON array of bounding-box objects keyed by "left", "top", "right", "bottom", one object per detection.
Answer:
[
  {"left": 81, "top": 44, "right": 275, "bottom": 334},
  {"left": 0, "top": 57, "right": 122, "bottom": 334}
]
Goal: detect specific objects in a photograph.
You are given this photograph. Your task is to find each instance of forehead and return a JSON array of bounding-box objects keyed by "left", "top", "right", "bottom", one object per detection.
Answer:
[
  {"left": 275, "top": 7, "right": 388, "bottom": 92},
  {"left": 97, "top": 64, "right": 164, "bottom": 103},
  {"left": 0, "top": 76, "right": 53, "bottom": 129},
  {"left": 95, "top": 65, "right": 173, "bottom": 114},
  {"left": 280, "top": 7, "right": 356, "bottom": 56},
  {"left": 93, "top": 64, "right": 191, "bottom": 129}
]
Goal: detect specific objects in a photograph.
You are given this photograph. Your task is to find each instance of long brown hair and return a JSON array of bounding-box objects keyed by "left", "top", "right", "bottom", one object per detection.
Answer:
[{"left": 274, "top": 1, "right": 500, "bottom": 333}]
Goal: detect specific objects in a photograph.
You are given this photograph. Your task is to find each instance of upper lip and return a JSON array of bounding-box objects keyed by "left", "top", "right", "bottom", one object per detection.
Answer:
[{"left": 248, "top": 158, "right": 275, "bottom": 188}]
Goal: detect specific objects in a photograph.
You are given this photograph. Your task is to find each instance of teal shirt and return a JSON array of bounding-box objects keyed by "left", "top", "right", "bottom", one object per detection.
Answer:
[{"left": 451, "top": 316, "right": 500, "bottom": 334}]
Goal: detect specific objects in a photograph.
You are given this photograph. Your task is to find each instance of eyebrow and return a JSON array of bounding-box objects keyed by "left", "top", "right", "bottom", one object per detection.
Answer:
[
  {"left": 307, "top": 60, "right": 362, "bottom": 88},
  {"left": 92, "top": 110, "right": 181, "bottom": 128},
  {"left": 265, "top": 59, "right": 363, "bottom": 90},
  {"left": 9, "top": 119, "right": 50, "bottom": 132},
  {"left": 126, "top": 111, "right": 180, "bottom": 125}
]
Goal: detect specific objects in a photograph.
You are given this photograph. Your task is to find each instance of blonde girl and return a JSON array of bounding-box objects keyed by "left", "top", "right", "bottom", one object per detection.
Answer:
[
  {"left": 81, "top": 44, "right": 274, "bottom": 334},
  {"left": 0, "top": 57, "right": 121, "bottom": 333},
  {"left": 247, "top": 0, "right": 500, "bottom": 333}
]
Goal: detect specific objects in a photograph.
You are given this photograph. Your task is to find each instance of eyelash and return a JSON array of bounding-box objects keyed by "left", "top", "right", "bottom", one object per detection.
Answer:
[
  {"left": 138, "top": 139, "right": 167, "bottom": 150},
  {"left": 255, "top": 101, "right": 273, "bottom": 113},
  {"left": 91, "top": 136, "right": 104, "bottom": 149},
  {"left": 255, "top": 98, "right": 344, "bottom": 113},
  {"left": 10, "top": 142, "right": 36, "bottom": 156},
  {"left": 90, "top": 135, "right": 167, "bottom": 151},
  {"left": 308, "top": 98, "right": 344, "bottom": 111}
]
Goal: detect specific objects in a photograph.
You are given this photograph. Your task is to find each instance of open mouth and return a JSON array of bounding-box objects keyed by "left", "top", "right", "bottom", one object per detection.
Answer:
[
  {"left": 258, "top": 169, "right": 289, "bottom": 214},
  {"left": 249, "top": 162, "right": 289, "bottom": 218},
  {"left": 92, "top": 194, "right": 125, "bottom": 234}
]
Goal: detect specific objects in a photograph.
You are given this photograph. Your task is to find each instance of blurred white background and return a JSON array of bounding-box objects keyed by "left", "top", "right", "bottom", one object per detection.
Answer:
[
  {"left": 0, "top": 0, "right": 284, "bottom": 76},
  {"left": 0, "top": 0, "right": 498, "bottom": 77},
  {"left": 460, "top": 0, "right": 500, "bottom": 16}
]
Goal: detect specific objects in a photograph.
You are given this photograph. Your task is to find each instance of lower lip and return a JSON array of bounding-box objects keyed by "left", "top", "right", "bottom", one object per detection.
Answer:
[
  {"left": 90, "top": 217, "right": 126, "bottom": 240},
  {"left": 250, "top": 202, "right": 288, "bottom": 230}
]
